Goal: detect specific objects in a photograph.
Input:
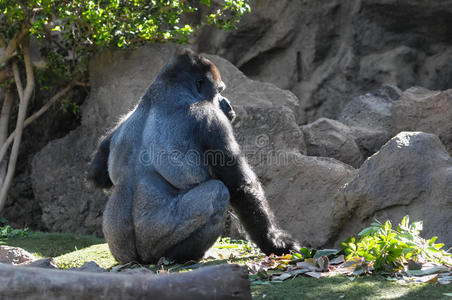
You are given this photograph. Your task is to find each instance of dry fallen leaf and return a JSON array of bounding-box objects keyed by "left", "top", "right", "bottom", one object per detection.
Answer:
[
  {"left": 406, "top": 265, "right": 449, "bottom": 276},
  {"left": 330, "top": 255, "right": 345, "bottom": 265},
  {"left": 305, "top": 271, "right": 325, "bottom": 278}
]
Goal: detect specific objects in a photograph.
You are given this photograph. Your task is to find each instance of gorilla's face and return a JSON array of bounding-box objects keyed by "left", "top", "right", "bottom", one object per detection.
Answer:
[{"left": 194, "top": 72, "right": 225, "bottom": 103}]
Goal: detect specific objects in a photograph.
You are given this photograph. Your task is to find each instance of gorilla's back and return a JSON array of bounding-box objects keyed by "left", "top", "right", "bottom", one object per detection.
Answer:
[
  {"left": 140, "top": 103, "right": 212, "bottom": 191},
  {"left": 107, "top": 104, "right": 147, "bottom": 186}
]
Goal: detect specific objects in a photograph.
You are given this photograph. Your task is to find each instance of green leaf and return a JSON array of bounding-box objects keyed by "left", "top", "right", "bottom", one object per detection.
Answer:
[
  {"left": 363, "top": 253, "right": 376, "bottom": 261},
  {"left": 298, "top": 247, "right": 312, "bottom": 259},
  {"left": 358, "top": 227, "right": 378, "bottom": 237},
  {"left": 292, "top": 252, "right": 303, "bottom": 260},
  {"left": 384, "top": 220, "right": 392, "bottom": 232},
  {"left": 313, "top": 249, "right": 340, "bottom": 259},
  {"left": 400, "top": 215, "right": 409, "bottom": 228},
  {"left": 428, "top": 236, "right": 438, "bottom": 245},
  {"left": 433, "top": 243, "right": 444, "bottom": 250}
]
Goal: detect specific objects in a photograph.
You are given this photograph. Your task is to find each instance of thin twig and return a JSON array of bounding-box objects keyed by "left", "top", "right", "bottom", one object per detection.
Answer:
[{"left": 74, "top": 81, "right": 91, "bottom": 87}]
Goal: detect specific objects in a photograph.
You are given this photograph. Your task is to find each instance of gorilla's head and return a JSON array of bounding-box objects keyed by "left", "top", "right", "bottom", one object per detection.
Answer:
[
  {"left": 157, "top": 48, "right": 235, "bottom": 121},
  {"left": 162, "top": 48, "right": 226, "bottom": 103}
]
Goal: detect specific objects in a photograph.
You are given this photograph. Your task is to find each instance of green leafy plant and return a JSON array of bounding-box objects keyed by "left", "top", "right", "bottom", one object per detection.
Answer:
[
  {"left": 291, "top": 247, "right": 314, "bottom": 260},
  {"left": 0, "top": 225, "right": 31, "bottom": 240},
  {"left": 342, "top": 215, "right": 452, "bottom": 272}
]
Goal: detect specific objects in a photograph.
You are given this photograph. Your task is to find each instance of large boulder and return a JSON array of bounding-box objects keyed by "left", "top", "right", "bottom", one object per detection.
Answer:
[
  {"left": 31, "top": 44, "right": 304, "bottom": 235},
  {"left": 338, "top": 84, "right": 402, "bottom": 156},
  {"left": 259, "top": 153, "right": 356, "bottom": 248},
  {"left": 392, "top": 87, "right": 452, "bottom": 154},
  {"left": 203, "top": 54, "right": 300, "bottom": 113},
  {"left": 301, "top": 118, "right": 364, "bottom": 168},
  {"left": 331, "top": 132, "right": 452, "bottom": 246},
  {"left": 233, "top": 105, "right": 306, "bottom": 175},
  {"left": 0, "top": 246, "right": 36, "bottom": 265}
]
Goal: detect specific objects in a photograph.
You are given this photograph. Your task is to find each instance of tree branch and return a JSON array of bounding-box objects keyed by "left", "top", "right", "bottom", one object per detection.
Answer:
[
  {"left": 0, "top": 27, "right": 28, "bottom": 67},
  {"left": 0, "top": 81, "right": 75, "bottom": 167},
  {"left": 0, "top": 264, "right": 251, "bottom": 300},
  {"left": 0, "top": 89, "right": 14, "bottom": 187},
  {"left": 12, "top": 61, "right": 24, "bottom": 102},
  {"left": 0, "top": 37, "right": 35, "bottom": 212}
]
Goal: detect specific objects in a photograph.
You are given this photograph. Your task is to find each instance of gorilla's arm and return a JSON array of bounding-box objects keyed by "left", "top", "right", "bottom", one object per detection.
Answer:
[
  {"left": 202, "top": 113, "right": 300, "bottom": 255},
  {"left": 219, "top": 97, "right": 236, "bottom": 122},
  {"left": 88, "top": 134, "right": 113, "bottom": 189}
]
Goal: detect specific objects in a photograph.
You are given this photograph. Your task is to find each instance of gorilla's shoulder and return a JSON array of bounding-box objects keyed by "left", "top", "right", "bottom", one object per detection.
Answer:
[{"left": 189, "top": 101, "right": 230, "bottom": 125}]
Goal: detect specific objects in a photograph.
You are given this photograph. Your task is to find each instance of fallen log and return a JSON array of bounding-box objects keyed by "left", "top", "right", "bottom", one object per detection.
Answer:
[{"left": 0, "top": 263, "right": 251, "bottom": 300}]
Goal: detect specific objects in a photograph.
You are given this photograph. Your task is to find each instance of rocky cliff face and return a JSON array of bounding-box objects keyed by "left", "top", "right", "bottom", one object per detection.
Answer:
[{"left": 197, "top": 0, "right": 452, "bottom": 123}]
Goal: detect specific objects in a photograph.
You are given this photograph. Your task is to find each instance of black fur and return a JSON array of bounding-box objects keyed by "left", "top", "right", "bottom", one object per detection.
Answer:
[
  {"left": 87, "top": 135, "right": 113, "bottom": 189},
  {"left": 88, "top": 49, "right": 299, "bottom": 264}
]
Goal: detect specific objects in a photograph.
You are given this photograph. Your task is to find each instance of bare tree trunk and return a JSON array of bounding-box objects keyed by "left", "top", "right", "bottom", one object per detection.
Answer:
[
  {"left": 0, "top": 263, "right": 252, "bottom": 300},
  {"left": 0, "top": 82, "right": 75, "bottom": 165},
  {"left": 0, "top": 38, "right": 35, "bottom": 212},
  {"left": 0, "top": 89, "right": 14, "bottom": 187}
]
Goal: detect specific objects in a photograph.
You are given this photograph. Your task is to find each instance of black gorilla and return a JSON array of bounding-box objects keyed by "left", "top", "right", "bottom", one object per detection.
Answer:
[{"left": 88, "top": 49, "right": 299, "bottom": 264}]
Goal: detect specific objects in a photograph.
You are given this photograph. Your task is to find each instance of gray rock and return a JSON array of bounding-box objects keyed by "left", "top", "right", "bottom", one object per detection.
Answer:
[
  {"left": 338, "top": 84, "right": 402, "bottom": 156},
  {"left": 31, "top": 44, "right": 302, "bottom": 235},
  {"left": 120, "top": 267, "right": 154, "bottom": 275},
  {"left": 301, "top": 118, "right": 364, "bottom": 168},
  {"left": 258, "top": 152, "right": 356, "bottom": 248},
  {"left": 23, "top": 258, "right": 58, "bottom": 269},
  {"left": 32, "top": 129, "right": 107, "bottom": 236},
  {"left": 392, "top": 87, "right": 452, "bottom": 154},
  {"left": 233, "top": 105, "right": 306, "bottom": 174},
  {"left": 331, "top": 132, "right": 452, "bottom": 247},
  {"left": 204, "top": 55, "right": 300, "bottom": 113},
  {"left": 359, "top": 46, "right": 419, "bottom": 90},
  {"left": 0, "top": 246, "right": 36, "bottom": 265},
  {"left": 68, "top": 261, "right": 106, "bottom": 273}
]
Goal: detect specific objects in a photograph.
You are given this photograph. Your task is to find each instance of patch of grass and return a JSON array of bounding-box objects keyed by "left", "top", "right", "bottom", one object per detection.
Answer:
[
  {"left": 54, "top": 243, "right": 117, "bottom": 269},
  {"left": 2, "top": 232, "right": 450, "bottom": 299},
  {"left": 251, "top": 275, "right": 452, "bottom": 300},
  {"left": 1, "top": 231, "right": 105, "bottom": 258}
]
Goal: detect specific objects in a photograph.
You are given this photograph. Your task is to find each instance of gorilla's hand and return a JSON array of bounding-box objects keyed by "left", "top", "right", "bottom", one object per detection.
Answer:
[
  {"left": 264, "top": 230, "right": 301, "bottom": 256},
  {"left": 219, "top": 97, "right": 236, "bottom": 122}
]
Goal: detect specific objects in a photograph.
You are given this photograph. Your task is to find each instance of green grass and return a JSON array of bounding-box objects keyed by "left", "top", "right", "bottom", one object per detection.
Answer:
[
  {"left": 0, "top": 231, "right": 112, "bottom": 268},
  {"left": 54, "top": 243, "right": 117, "bottom": 269},
  {"left": 2, "top": 232, "right": 451, "bottom": 299},
  {"left": 252, "top": 275, "right": 452, "bottom": 300},
  {"left": 0, "top": 231, "right": 105, "bottom": 258}
]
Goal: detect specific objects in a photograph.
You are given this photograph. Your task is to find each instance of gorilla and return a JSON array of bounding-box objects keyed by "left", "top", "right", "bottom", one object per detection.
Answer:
[{"left": 88, "top": 49, "right": 299, "bottom": 264}]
